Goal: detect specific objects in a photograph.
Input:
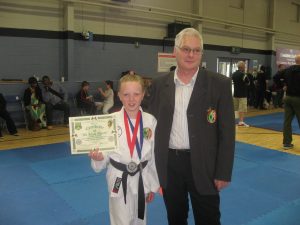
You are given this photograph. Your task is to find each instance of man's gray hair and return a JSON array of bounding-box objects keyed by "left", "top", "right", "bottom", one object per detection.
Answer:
[
  {"left": 237, "top": 61, "right": 245, "bottom": 69},
  {"left": 175, "top": 28, "right": 204, "bottom": 50}
]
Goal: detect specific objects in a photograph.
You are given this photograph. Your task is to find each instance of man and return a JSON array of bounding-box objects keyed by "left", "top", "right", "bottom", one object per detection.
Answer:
[
  {"left": 254, "top": 65, "right": 268, "bottom": 110},
  {"left": 41, "top": 76, "right": 70, "bottom": 129},
  {"left": 273, "top": 64, "right": 286, "bottom": 108},
  {"left": 282, "top": 55, "right": 300, "bottom": 150},
  {"left": 149, "top": 28, "right": 235, "bottom": 225},
  {"left": 231, "top": 61, "right": 250, "bottom": 127},
  {"left": 0, "top": 93, "right": 18, "bottom": 137}
]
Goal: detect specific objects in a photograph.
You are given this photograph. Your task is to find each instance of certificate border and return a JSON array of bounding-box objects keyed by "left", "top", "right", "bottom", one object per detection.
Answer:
[{"left": 69, "top": 115, "right": 119, "bottom": 154}]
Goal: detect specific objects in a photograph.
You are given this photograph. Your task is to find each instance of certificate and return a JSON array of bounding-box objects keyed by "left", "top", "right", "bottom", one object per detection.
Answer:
[{"left": 69, "top": 114, "right": 119, "bottom": 154}]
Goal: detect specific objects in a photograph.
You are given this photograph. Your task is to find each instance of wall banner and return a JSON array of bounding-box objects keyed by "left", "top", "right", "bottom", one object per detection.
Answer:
[
  {"left": 276, "top": 48, "right": 300, "bottom": 66},
  {"left": 157, "top": 53, "right": 177, "bottom": 72}
]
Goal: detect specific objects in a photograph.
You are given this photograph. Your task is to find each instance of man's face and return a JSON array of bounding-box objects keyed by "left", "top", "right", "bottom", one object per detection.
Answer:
[
  {"left": 43, "top": 78, "right": 50, "bottom": 87},
  {"left": 239, "top": 64, "right": 245, "bottom": 72},
  {"left": 174, "top": 36, "right": 202, "bottom": 72}
]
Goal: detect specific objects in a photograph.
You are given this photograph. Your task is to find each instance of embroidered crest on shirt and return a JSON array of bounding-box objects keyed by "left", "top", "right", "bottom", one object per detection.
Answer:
[
  {"left": 207, "top": 108, "right": 217, "bottom": 124},
  {"left": 112, "top": 177, "right": 122, "bottom": 193},
  {"left": 143, "top": 127, "right": 152, "bottom": 140}
]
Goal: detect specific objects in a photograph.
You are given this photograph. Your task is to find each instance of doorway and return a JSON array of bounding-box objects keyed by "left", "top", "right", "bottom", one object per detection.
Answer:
[{"left": 217, "top": 57, "right": 249, "bottom": 77}]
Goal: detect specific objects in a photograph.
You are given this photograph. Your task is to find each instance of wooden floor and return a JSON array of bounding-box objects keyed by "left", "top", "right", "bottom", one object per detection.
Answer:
[
  {"left": 0, "top": 125, "right": 69, "bottom": 151},
  {"left": 1, "top": 108, "right": 299, "bottom": 155}
]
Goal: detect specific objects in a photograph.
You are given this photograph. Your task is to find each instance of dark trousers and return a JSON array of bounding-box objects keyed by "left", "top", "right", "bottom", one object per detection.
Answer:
[
  {"left": 283, "top": 96, "right": 300, "bottom": 144},
  {"left": 45, "top": 101, "right": 70, "bottom": 125},
  {"left": 163, "top": 150, "right": 221, "bottom": 225},
  {"left": 0, "top": 109, "right": 17, "bottom": 136},
  {"left": 80, "top": 101, "right": 96, "bottom": 115},
  {"left": 255, "top": 88, "right": 266, "bottom": 109}
]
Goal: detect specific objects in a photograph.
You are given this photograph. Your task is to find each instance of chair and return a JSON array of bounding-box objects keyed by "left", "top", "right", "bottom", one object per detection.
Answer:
[
  {"left": 3, "top": 95, "right": 27, "bottom": 128},
  {"left": 20, "top": 100, "right": 29, "bottom": 130}
]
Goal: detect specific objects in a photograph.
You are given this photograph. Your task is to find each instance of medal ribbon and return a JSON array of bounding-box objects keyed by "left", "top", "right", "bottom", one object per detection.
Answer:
[{"left": 124, "top": 110, "right": 143, "bottom": 159}]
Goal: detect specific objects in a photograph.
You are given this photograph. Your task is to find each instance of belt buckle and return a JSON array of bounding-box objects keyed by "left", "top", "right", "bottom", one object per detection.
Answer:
[{"left": 127, "top": 161, "right": 138, "bottom": 173}]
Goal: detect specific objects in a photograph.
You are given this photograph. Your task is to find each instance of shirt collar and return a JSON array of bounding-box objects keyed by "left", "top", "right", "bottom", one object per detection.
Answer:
[{"left": 174, "top": 67, "right": 199, "bottom": 86}]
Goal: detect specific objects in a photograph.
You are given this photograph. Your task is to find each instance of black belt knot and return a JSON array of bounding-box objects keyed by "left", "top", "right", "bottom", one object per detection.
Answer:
[{"left": 110, "top": 158, "right": 148, "bottom": 220}]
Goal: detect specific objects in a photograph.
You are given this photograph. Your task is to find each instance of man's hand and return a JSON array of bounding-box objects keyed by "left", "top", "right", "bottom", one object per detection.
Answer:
[
  {"left": 146, "top": 192, "right": 155, "bottom": 203},
  {"left": 214, "top": 180, "right": 230, "bottom": 192}
]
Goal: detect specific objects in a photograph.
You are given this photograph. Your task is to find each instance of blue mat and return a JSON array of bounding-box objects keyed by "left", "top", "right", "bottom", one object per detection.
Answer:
[
  {"left": 245, "top": 112, "right": 300, "bottom": 134},
  {"left": 1, "top": 141, "right": 300, "bottom": 225}
]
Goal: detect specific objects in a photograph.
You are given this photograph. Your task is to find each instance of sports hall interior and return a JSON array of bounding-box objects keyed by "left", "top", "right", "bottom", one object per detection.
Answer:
[{"left": 1, "top": 0, "right": 300, "bottom": 225}]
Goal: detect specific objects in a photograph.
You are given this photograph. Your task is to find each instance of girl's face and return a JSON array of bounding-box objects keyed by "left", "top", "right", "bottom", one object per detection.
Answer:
[
  {"left": 118, "top": 81, "right": 144, "bottom": 116},
  {"left": 30, "top": 82, "right": 37, "bottom": 88},
  {"left": 83, "top": 85, "right": 89, "bottom": 91},
  {"left": 106, "top": 83, "right": 111, "bottom": 89}
]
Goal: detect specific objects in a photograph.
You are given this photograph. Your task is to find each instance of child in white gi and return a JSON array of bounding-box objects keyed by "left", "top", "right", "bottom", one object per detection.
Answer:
[{"left": 89, "top": 74, "right": 160, "bottom": 225}]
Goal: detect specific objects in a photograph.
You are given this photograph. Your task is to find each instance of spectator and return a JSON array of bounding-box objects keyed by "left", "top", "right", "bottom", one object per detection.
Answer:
[
  {"left": 0, "top": 93, "right": 18, "bottom": 137},
  {"left": 41, "top": 75, "right": 70, "bottom": 129},
  {"left": 169, "top": 66, "right": 176, "bottom": 72},
  {"left": 23, "top": 77, "right": 47, "bottom": 130},
  {"left": 273, "top": 64, "right": 286, "bottom": 108},
  {"left": 255, "top": 65, "right": 267, "bottom": 109},
  {"left": 282, "top": 55, "right": 300, "bottom": 150},
  {"left": 232, "top": 61, "right": 250, "bottom": 127},
  {"left": 76, "top": 81, "right": 97, "bottom": 115},
  {"left": 97, "top": 80, "right": 114, "bottom": 114},
  {"left": 247, "top": 70, "right": 256, "bottom": 107}
]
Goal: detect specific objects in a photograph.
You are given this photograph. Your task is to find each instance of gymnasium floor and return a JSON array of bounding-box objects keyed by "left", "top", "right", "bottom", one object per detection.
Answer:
[{"left": 1, "top": 108, "right": 300, "bottom": 225}]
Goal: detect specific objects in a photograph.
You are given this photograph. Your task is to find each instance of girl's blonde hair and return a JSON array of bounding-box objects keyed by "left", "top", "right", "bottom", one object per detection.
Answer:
[{"left": 118, "top": 74, "right": 145, "bottom": 92}]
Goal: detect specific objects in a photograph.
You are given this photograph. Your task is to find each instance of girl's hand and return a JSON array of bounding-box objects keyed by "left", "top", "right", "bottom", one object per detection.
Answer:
[
  {"left": 146, "top": 192, "right": 155, "bottom": 203},
  {"left": 88, "top": 149, "right": 104, "bottom": 161}
]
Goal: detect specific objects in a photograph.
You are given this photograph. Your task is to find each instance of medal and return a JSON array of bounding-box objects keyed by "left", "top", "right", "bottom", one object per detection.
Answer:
[
  {"left": 124, "top": 110, "right": 144, "bottom": 159},
  {"left": 127, "top": 161, "right": 138, "bottom": 173}
]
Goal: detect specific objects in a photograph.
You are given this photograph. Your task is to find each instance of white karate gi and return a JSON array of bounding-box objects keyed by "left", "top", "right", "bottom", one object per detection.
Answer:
[{"left": 91, "top": 107, "right": 160, "bottom": 225}]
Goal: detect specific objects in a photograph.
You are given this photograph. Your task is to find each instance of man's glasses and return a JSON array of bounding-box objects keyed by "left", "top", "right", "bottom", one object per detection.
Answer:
[{"left": 176, "top": 46, "right": 203, "bottom": 55}]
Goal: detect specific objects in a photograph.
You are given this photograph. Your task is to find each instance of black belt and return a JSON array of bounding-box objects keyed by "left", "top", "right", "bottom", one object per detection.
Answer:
[
  {"left": 169, "top": 148, "right": 191, "bottom": 154},
  {"left": 110, "top": 158, "right": 148, "bottom": 220}
]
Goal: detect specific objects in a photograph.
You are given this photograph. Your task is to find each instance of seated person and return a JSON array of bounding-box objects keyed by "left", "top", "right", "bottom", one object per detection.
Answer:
[
  {"left": 0, "top": 93, "right": 18, "bottom": 137},
  {"left": 97, "top": 80, "right": 114, "bottom": 114},
  {"left": 41, "top": 75, "right": 70, "bottom": 129},
  {"left": 23, "top": 77, "right": 47, "bottom": 130},
  {"left": 76, "top": 81, "right": 97, "bottom": 115}
]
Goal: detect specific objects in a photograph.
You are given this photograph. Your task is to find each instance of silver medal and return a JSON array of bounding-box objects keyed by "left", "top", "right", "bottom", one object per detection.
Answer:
[{"left": 127, "top": 161, "right": 138, "bottom": 173}]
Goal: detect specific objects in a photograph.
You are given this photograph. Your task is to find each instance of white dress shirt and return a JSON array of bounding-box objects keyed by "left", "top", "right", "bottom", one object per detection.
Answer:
[{"left": 169, "top": 68, "right": 199, "bottom": 149}]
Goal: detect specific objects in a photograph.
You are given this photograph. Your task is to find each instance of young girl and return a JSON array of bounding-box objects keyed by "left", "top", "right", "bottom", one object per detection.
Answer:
[{"left": 89, "top": 74, "right": 159, "bottom": 225}]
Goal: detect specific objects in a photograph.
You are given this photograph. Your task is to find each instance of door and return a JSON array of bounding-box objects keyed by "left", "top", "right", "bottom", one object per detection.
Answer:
[
  {"left": 217, "top": 57, "right": 249, "bottom": 77},
  {"left": 217, "top": 57, "right": 249, "bottom": 95}
]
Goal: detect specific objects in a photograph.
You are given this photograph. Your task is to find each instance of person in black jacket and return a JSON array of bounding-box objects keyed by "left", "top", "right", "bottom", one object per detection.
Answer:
[
  {"left": 273, "top": 64, "right": 286, "bottom": 108},
  {"left": 232, "top": 61, "right": 250, "bottom": 127},
  {"left": 255, "top": 65, "right": 268, "bottom": 109},
  {"left": 76, "top": 81, "right": 97, "bottom": 115},
  {"left": 0, "top": 93, "right": 18, "bottom": 137},
  {"left": 149, "top": 28, "right": 235, "bottom": 225},
  {"left": 282, "top": 55, "right": 300, "bottom": 150},
  {"left": 23, "top": 77, "right": 47, "bottom": 130}
]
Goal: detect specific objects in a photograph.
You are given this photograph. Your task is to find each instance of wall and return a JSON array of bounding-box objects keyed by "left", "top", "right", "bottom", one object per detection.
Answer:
[{"left": 1, "top": 0, "right": 300, "bottom": 83}]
